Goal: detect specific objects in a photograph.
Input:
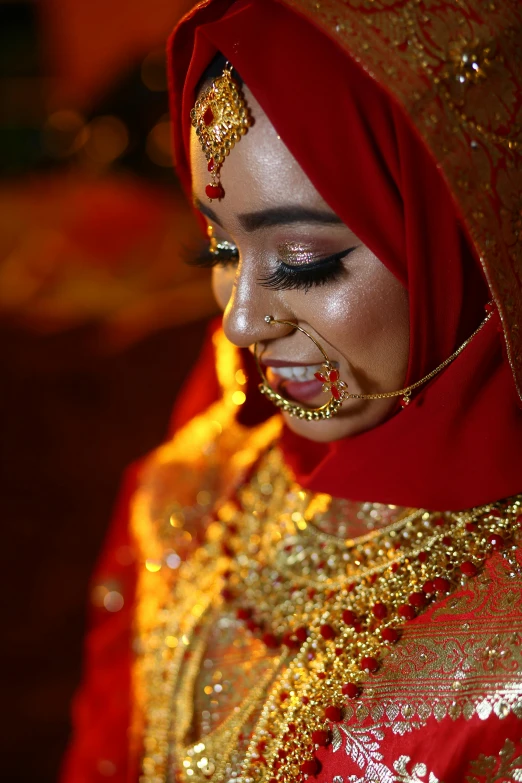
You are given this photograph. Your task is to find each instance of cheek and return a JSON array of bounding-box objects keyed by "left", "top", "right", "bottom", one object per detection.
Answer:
[{"left": 211, "top": 266, "right": 236, "bottom": 311}]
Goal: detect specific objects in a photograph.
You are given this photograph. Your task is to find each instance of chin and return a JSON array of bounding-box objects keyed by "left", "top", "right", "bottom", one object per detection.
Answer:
[{"left": 282, "top": 409, "right": 361, "bottom": 443}]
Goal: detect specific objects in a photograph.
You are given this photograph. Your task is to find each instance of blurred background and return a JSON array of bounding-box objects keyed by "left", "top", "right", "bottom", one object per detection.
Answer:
[{"left": 0, "top": 1, "right": 217, "bottom": 780}]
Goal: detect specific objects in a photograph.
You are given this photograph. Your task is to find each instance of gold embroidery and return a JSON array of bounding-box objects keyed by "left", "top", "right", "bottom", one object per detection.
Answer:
[
  {"left": 466, "top": 738, "right": 522, "bottom": 782},
  {"left": 393, "top": 757, "right": 441, "bottom": 783},
  {"left": 283, "top": 0, "right": 522, "bottom": 400}
]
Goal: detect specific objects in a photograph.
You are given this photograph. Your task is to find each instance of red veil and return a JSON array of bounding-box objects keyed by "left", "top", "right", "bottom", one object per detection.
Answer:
[{"left": 169, "top": 0, "right": 522, "bottom": 510}]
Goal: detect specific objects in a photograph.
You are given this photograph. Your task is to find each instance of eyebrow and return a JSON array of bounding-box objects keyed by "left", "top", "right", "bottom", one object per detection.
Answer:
[{"left": 193, "top": 197, "right": 343, "bottom": 232}]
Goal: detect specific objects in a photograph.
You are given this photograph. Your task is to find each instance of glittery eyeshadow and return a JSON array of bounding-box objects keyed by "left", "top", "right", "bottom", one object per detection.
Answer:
[{"left": 277, "top": 243, "right": 317, "bottom": 266}]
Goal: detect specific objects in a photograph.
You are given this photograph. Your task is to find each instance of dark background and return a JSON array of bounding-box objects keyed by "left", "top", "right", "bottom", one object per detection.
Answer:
[{"left": 0, "top": 1, "right": 213, "bottom": 780}]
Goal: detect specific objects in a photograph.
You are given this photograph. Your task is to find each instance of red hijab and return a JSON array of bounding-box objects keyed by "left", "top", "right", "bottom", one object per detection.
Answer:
[{"left": 169, "top": 0, "right": 522, "bottom": 510}]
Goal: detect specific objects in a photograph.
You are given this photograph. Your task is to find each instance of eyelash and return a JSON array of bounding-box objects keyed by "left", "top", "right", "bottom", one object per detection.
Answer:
[{"left": 188, "top": 244, "right": 355, "bottom": 292}]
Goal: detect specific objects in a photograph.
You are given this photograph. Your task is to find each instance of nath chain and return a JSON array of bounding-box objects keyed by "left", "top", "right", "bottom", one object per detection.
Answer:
[{"left": 255, "top": 308, "right": 494, "bottom": 419}]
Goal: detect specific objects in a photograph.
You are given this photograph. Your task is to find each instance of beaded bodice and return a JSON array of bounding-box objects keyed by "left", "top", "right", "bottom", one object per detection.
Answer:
[{"left": 134, "top": 440, "right": 522, "bottom": 783}]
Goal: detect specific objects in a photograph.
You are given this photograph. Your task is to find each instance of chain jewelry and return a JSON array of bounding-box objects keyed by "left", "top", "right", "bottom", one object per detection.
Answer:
[
  {"left": 255, "top": 309, "right": 494, "bottom": 419},
  {"left": 191, "top": 63, "right": 253, "bottom": 202}
]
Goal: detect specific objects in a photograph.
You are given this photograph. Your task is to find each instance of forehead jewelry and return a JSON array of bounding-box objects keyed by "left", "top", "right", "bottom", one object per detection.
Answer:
[
  {"left": 190, "top": 63, "right": 253, "bottom": 202},
  {"left": 255, "top": 307, "right": 495, "bottom": 421}
]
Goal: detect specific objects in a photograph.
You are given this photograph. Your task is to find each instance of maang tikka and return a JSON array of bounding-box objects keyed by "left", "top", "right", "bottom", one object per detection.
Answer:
[{"left": 191, "top": 63, "right": 253, "bottom": 201}]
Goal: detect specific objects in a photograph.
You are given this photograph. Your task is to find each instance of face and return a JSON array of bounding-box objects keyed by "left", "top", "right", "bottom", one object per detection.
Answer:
[{"left": 190, "top": 86, "right": 410, "bottom": 442}]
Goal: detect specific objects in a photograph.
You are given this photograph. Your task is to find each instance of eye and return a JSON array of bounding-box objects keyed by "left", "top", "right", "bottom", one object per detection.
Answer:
[{"left": 259, "top": 247, "right": 356, "bottom": 293}]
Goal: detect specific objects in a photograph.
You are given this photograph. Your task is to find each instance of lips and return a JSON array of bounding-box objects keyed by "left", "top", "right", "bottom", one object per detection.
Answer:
[{"left": 265, "top": 361, "right": 337, "bottom": 404}]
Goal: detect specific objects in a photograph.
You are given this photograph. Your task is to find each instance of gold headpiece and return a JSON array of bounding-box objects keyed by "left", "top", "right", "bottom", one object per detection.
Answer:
[{"left": 190, "top": 63, "right": 253, "bottom": 202}]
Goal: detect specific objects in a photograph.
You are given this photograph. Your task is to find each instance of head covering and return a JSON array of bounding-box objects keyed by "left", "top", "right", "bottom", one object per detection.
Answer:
[{"left": 168, "top": 0, "right": 522, "bottom": 509}]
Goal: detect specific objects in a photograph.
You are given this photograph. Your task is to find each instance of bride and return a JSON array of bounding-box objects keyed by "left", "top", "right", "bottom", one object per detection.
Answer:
[{"left": 62, "top": 1, "right": 522, "bottom": 781}]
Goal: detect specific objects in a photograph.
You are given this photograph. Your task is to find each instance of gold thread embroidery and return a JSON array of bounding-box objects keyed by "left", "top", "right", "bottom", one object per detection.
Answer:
[{"left": 466, "top": 738, "right": 522, "bottom": 782}]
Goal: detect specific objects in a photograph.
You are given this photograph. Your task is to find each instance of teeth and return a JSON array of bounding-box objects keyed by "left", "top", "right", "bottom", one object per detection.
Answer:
[{"left": 271, "top": 363, "right": 326, "bottom": 382}]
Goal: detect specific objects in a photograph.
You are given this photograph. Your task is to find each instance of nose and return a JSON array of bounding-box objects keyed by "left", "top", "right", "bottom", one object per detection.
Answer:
[{"left": 221, "top": 256, "right": 295, "bottom": 349}]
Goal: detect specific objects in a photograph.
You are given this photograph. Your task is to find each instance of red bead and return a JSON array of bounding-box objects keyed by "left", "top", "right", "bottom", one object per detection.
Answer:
[
  {"left": 280, "top": 692, "right": 289, "bottom": 702},
  {"left": 329, "top": 369, "right": 339, "bottom": 382},
  {"left": 391, "top": 563, "right": 400, "bottom": 573},
  {"left": 433, "top": 577, "right": 451, "bottom": 593},
  {"left": 460, "top": 561, "right": 478, "bottom": 577},
  {"left": 488, "top": 533, "right": 505, "bottom": 549},
  {"left": 207, "top": 158, "right": 215, "bottom": 172},
  {"left": 301, "top": 758, "right": 321, "bottom": 777},
  {"left": 398, "top": 604, "right": 416, "bottom": 620},
  {"left": 236, "top": 607, "right": 251, "bottom": 620},
  {"left": 335, "top": 647, "right": 344, "bottom": 656},
  {"left": 282, "top": 631, "right": 300, "bottom": 649},
  {"left": 443, "top": 535, "right": 453, "bottom": 546},
  {"left": 320, "top": 623, "right": 336, "bottom": 640},
  {"left": 360, "top": 656, "right": 379, "bottom": 673},
  {"left": 314, "top": 372, "right": 326, "bottom": 382},
  {"left": 466, "top": 521, "right": 477, "bottom": 532},
  {"left": 418, "top": 551, "right": 428, "bottom": 563},
  {"left": 221, "top": 588, "right": 234, "bottom": 601},
  {"left": 342, "top": 609, "right": 358, "bottom": 626},
  {"left": 311, "top": 729, "right": 330, "bottom": 747},
  {"left": 332, "top": 386, "right": 341, "bottom": 400},
  {"left": 205, "top": 183, "right": 224, "bottom": 200},
  {"left": 317, "top": 672, "right": 326, "bottom": 680},
  {"left": 324, "top": 705, "right": 343, "bottom": 722},
  {"left": 381, "top": 627, "right": 399, "bottom": 643},
  {"left": 262, "top": 632, "right": 280, "bottom": 648},
  {"left": 342, "top": 682, "right": 360, "bottom": 698},
  {"left": 301, "top": 696, "right": 310, "bottom": 704},
  {"left": 400, "top": 397, "right": 410, "bottom": 408},
  {"left": 422, "top": 579, "right": 436, "bottom": 594},
  {"left": 295, "top": 626, "right": 308, "bottom": 642},
  {"left": 203, "top": 106, "right": 214, "bottom": 125},
  {"left": 409, "top": 592, "right": 427, "bottom": 608},
  {"left": 372, "top": 602, "right": 388, "bottom": 620}
]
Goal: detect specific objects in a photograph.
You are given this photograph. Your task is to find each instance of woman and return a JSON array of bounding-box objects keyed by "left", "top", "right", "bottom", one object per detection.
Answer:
[{"left": 62, "top": 1, "right": 522, "bottom": 781}]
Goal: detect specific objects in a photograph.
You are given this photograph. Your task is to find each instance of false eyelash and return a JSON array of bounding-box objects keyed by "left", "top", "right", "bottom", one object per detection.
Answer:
[
  {"left": 258, "top": 248, "right": 355, "bottom": 293},
  {"left": 185, "top": 242, "right": 239, "bottom": 268}
]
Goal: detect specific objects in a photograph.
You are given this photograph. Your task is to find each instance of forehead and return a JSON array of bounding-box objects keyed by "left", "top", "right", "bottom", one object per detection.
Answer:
[{"left": 189, "top": 85, "right": 335, "bottom": 225}]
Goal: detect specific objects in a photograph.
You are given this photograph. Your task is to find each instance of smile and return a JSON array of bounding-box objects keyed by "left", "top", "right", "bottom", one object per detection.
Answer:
[{"left": 268, "top": 363, "right": 327, "bottom": 382}]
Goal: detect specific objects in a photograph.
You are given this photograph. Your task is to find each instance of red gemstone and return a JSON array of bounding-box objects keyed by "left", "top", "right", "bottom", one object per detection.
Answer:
[
  {"left": 433, "top": 577, "right": 451, "bottom": 593},
  {"left": 398, "top": 604, "right": 416, "bottom": 620},
  {"left": 331, "top": 386, "right": 341, "bottom": 400},
  {"left": 311, "top": 729, "right": 330, "bottom": 747},
  {"left": 221, "top": 588, "right": 234, "bottom": 601},
  {"left": 301, "top": 696, "right": 310, "bottom": 704},
  {"left": 295, "top": 626, "right": 308, "bottom": 642},
  {"left": 391, "top": 563, "right": 400, "bottom": 573},
  {"left": 360, "top": 656, "right": 379, "bottom": 673},
  {"left": 460, "top": 561, "right": 478, "bottom": 577},
  {"left": 466, "top": 521, "right": 477, "bottom": 532},
  {"left": 282, "top": 631, "right": 300, "bottom": 649},
  {"left": 236, "top": 607, "right": 251, "bottom": 620},
  {"left": 381, "top": 627, "right": 399, "bottom": 643},
  {"left": 329, "top": 369, "right": 339, "bottom": 382},
  {"left": 278, "top": 749, "right": 287, "bottom": 759},
  {"left": 320, "top": 623, "right": 336, "bottom": 640},
  {"left": 288, "top": 723, "right": 296, "bottom": 733},
  {"left": 489, "top": 509, "right": 503, "bottom": 519},
  {"left": 400, "top": 397, "right": 410, "bottom": 408},
  {"left": 342, "top": 609, "right": 358, "bottom": 626},
  {"left": 262, "top": 632, "right": 280, "bottom": 648},
  {"left": 372, "top": 602, "right": 388, "bottom": 620},
  {"left": 422, "top": 579, "right": 436, "bottom": 594},
  {"left": 205, "top": 183, "right": 224, "bottom": 200},
  {"left": 342, "top": 682, "right": 360, "bottom": 698},
  {"left": 280, "top": 692, "right": 289, "bottom": 702},
  {"left": 324, "top": 705, "right": 343, "bottom": 722},
  {"left": 257, "top": 740, "right": 267, "bottom": 752},
  {"left": 488, "top": 534, "right": 505, "bottom": 549},
  {"left": 335, "top": 647, "right": 344, "bottom": 656},
  {"left": 203, "top": 106, "right": 215, "bottom": 125},
  {"left": 301, "top": 758, "right": 321, "bottom": 776},
  {"left": 314, "top": 372, "right": 327, "bottom": 382},
  {"left": 317, "top": 672, "right": 326, "bottom": 680},
  {"left": 246, "top": 619, "right": 258, "bottom": 632},
  {"left": 409, "top": 592, "right": 427, "bottom": 608},
  {"left": 418, "top": 551, "right": 428, "bottom": 563},
  {"left": 485, "top": 301, "right": 495, "bottom": 313},
  {"left": 207, "top": 158, "right": 215, "bottom": 172}
]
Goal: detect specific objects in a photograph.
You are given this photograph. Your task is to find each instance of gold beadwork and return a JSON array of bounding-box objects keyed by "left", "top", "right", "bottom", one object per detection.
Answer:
[
  {"left": 191, "top": 64, "right": 252, "bottom": 201},
  {"left": 137, "top": 444, "right": 522, "bottom": 783}
]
